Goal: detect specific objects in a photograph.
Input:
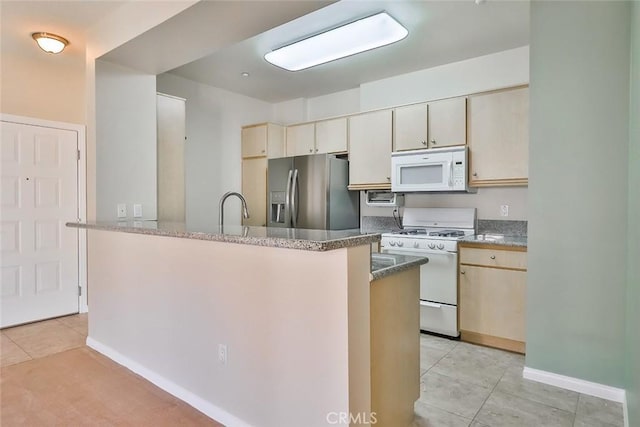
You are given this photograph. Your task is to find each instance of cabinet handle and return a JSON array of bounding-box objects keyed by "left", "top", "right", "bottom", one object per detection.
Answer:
[
  {"left": 261, "top": 150, "right": 265, "bottom": 154},
  {"left": 386, "top": 177, "right": 391, "bottom": 181},
  {"left": 490, "top": 255, "right": 496, "bottom": 260},
  {"left": 421, "top": 140, "right": 427, "bottom": 145},
  {"left": 473, "top": 172, "right": 478, "bottom": 177},
  {"left": 460, "top": 270, "right": 465, "bottom": 275},
  {"left": 431, "top": 139, "right": 437, "bottom": 145},
  {"left": 309, "top": 149, "right": 313, "bottom": 153},
  {"left": 315, "top": 148, "right": 318, "bottom": 152}
]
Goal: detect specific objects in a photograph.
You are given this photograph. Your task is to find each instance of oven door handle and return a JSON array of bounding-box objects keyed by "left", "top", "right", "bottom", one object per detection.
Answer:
[{"left": 420, "top": 301, "right": 442, "bottom": 309}]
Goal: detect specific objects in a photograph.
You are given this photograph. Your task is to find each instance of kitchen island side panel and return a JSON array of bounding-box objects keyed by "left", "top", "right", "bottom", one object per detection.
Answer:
[{"left": 86, "top": 229, "right": 371, "bottom": 427}]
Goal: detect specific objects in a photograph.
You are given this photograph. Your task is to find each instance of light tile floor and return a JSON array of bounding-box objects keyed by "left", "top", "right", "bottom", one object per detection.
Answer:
[{"left": 414, "top": 333, "right": 625, "bottom": 427}]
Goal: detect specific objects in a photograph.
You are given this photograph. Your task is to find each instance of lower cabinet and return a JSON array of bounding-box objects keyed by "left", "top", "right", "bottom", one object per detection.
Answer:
[
  {"left": 241, "top": 157, "right": 267, "bottom": 226},
  {"left": 459, "top": 245, "right": 527, "bottom": 353}
]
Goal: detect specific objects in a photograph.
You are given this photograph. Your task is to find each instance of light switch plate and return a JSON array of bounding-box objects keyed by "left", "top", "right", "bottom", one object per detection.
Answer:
[
  {"left": 133, "top": 204, "right": 142, "bottom": 218},
  {"left": 117, "top": 203, "right": 127, "bottom": 218},
  {"left": 500, "top": 205, "right": 509, "bottom": 217}
]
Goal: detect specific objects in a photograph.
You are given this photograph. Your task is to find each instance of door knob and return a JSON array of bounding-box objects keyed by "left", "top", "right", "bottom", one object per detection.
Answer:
[{"left": 431, "top": 139, "right": 436, "bottom": 145}]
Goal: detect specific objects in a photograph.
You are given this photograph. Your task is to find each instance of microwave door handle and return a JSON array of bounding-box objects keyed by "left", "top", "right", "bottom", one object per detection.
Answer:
[
  {"left": 285, "top": 169, "right": 293, "bottom": 227},
  {"left": 448, "top": 161, "right": 453, "bottom": 187}
]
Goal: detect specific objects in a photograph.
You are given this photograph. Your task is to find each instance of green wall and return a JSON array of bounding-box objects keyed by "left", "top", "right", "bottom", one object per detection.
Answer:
[
  {"left": 626, "top": 2, "right": 639, "bottom": 424},
  {"left": 528, "top": 1, "right": 631, "bottom": 387}
]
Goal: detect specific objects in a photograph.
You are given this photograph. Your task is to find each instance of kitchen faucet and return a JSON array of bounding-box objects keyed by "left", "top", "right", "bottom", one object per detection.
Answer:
[{"left": 218, "top": 191, "right": 250, "bottom": 227}]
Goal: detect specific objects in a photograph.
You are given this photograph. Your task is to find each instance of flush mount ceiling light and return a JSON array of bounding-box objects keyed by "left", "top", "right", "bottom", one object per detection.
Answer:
[
  {"left": 32, "top": 32, "right": 69, "bottom": 54},
  {"left": 264, "top": 12, "right": 408, "bottom": 71}
]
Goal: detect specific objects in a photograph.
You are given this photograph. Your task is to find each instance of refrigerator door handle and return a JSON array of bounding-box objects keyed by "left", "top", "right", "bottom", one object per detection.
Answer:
[
  {"left": 285, "top": 169, "right": 293, "bottom": 227},
  {"left": 291, "top": 169, "right": 299, "bottom": 228}
]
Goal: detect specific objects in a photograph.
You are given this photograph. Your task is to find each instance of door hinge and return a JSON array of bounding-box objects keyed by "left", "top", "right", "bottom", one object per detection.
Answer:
[
  {"left": 78, "top": 285, "right": 82, "bottom": 296},
  {"left": 77, "top": 149, "right": 80, "bottom": 161}
]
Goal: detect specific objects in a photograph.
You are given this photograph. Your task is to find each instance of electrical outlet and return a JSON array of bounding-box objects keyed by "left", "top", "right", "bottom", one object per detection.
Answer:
[
  {"left": 117, "top": 203, "right": 127, "bottom": 218},
  {"left": 133, "top": 204, "right": 143, "bottom": 218},
  {"left": 500, "top": 205, "right": 509, "bottom": 217},
  {"left": 218, "top": 344, "right": 227, "bottom": 365}
]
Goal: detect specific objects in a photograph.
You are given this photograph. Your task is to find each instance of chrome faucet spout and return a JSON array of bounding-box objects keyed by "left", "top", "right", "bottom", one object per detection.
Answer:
[{"left": 219, "top": 191, "right": 250, "bottom": 227}]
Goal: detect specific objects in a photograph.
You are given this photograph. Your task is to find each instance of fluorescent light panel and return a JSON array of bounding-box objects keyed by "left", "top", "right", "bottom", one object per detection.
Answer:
[{"left": 264, "top": 12, "right": 408, "bottom": 71}]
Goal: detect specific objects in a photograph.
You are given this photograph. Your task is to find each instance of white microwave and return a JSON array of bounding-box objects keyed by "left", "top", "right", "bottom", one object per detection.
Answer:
[{"left": 391, "top": 146, "right": 474, "bottom": 193}]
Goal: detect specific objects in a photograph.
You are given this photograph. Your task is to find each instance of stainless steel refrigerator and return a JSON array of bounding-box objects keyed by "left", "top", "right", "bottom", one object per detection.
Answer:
[{"left": 267, "top": 154, "right": 359, "bottom": 230}]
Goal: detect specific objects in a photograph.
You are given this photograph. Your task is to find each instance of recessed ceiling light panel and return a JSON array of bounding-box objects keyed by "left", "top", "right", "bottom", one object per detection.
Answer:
[{"left": 264, "top": 12, "right": 408, "bottom": 72}]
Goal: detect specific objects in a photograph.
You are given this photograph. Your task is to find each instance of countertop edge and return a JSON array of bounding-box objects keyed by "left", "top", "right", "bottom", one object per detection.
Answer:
[
  {"left": 459, "top": 235, "right": 528, "bottom": 249},
  {"left": 370, "top": 257, "right": 428, "bottom": 281},
  {"left": 66, "top": 222, "right": 381, "bottom": 252}
]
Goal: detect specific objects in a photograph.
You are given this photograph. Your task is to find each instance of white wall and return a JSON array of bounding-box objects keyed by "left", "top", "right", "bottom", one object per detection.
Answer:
[
  {"left": 360, "top": 46, "right": 529, "bottom": 111},
  {"left": 156, "top": 73, "right": 273, "bottom": 229},
  {"left": 307, "top": 88, "right": 360, "bottom": 121},
  {"left": 95, "top": 60, "right": 157, "bottom": 221}
]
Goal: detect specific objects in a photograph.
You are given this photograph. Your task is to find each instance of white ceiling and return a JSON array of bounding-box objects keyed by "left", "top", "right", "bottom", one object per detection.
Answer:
[
  {"left": 0, "top": 1, "right": 126, "bottom": 61},
  {"left": 167, "top": 0, "right": 530, "bottom": 103},
  {"left": 1, "top": 0, "right": 530, "bottom": 104}
]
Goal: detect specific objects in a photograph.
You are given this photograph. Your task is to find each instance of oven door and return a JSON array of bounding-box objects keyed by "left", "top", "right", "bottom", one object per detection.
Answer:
[
  {"left": 391, "top": 152, "right": 453, "bottom": 192},
  {"left": 380, "top": 248, "right": 458, "bottom": 304}
]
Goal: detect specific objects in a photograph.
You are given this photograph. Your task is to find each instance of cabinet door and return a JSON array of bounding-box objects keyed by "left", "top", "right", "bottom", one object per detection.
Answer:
[
  {"left": 315, "top": 117, "right": 348, "bottom": 154},
  {"left": 349, "top": 110, "right": 393, "bottom": 189},
  {"left": 241, "top": 125, "right": 267, "bottom": 158},
  {"left": 428, "top": 97, "right": 466, "bottom": 148},
  {"left": 393, "top": 103, "right": 428, "bottom": 151},
  {"left": 266, "top": 123, "right": 285, "bottom": 159},
  {"left": 241, "top": 157, "right": 267, "bottom": 226},
  {"left": 286, "top": 123, "right": 315, "bottom": 157},
  {"left": 459, "top": 265, "right": 526, "bottom": 342},
  {"left": 468, "top": 87, "right": 529, "bottom": 186}
]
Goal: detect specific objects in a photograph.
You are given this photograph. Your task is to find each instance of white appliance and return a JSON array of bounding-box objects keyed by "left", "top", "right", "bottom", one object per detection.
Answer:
[
  {"left": 391, "top": 146, "right": 473, "bottom": 193},
  {"left": 380, "top": 207, "right": 477, "bottom": 337}
]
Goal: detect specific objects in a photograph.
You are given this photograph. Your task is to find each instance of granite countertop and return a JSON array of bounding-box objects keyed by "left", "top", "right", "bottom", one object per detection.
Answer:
[
  {"left": 370, "top": 253, "right": 428, "bottom": 281},
  {"left": 66, "top": 221, "right": 380, "bottom": 252},
  {"left": 461, "top": 234, "right": 528, "bottom": 248}
]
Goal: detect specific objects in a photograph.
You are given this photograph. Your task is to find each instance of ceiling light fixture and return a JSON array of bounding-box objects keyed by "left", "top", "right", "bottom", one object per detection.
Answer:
[
  {"left": 264, "top": 12, "right": 408, "bottom": 72},
  {"left": 32, "top": 32, "right": 69, "bottom": 54}
]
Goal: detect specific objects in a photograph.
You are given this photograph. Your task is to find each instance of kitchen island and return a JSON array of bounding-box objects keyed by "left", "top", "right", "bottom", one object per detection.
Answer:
[{"left": 69, "top": 221, "right": 426, "bottom": 427}]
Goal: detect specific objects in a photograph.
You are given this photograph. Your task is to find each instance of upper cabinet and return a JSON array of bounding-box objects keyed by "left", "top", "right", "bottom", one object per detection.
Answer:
[
  {"left": 393, "top": 103, "right": 428, "bottom": 151},
  {"left": 428, "top": 97, "right": 467, "bottom": 148},
  {"left": 348, "top": 110, "right": 393, "bottom": 190},
  {"left": 242, "top": 123, "right": 285, "bottom": 159},
  {"left": 468, "top": 86, "right": 529, "bottom": 186},
  {"left": 286, "top": 123, "right": 315, "bottom": 157},
  {"left": 286, "top": 118, "right": 348, "bottom": 157},
  {"left": 315, "top": 117, "right": 348, "bottom": 154},
  {"left": 393, "top": 97, "right": 466, "bottom": 151}
]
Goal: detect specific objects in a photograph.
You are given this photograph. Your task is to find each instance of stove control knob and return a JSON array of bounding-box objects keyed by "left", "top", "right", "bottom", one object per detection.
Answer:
[
  {"left": 397, "top": 241, "right": 404, "bottom": 247},
  {"left": 413, "top": 242, "right": 420, "bottom": 249},
  {"left": 428, "top": 243, "right": 436, "bottom": 249},
  {"left": 390, "top": 241, "right": 396, "bottom": 246},
  {"left": 437, "top": 243, "right": 445, "bottom": 250}
]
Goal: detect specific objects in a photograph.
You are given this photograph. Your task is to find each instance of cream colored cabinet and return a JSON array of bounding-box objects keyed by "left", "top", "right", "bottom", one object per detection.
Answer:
[
  {"left": 348, "top": 110, "right": 393, "bottom": 190},
  {"left": 241, "top": 123, "right": 285, "bottom": 159},
  {"left": 459, "top": 244, "right": 527, "bottom": 354},
  {"left": 315, "top": 117, "right": 348, "bottom": 154},
  {"left": 241, "top": 157, "right": 267, "bottom": 226},
  {"left": 285, "top": 123, "right": 315, "bottom": 157},
  {"left": 468, "top": 86, "right": 529, "bottom": 186},
  {"left": 241, "top": 123, "right": 284, "bottom": 226},
  {"left": 428, "top": 97, "right": 466, "bottom": 148},
  {"left": 393, "top": 97, "right": 466, "bottom": 152},
  {"left": 393, "top": 103, "right": 428, "bottom": 151}
]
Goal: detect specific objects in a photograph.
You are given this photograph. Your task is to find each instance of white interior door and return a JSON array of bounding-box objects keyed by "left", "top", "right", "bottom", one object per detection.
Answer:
[{"left": 1, "top": 121, "right": 79, "bottom": 327}]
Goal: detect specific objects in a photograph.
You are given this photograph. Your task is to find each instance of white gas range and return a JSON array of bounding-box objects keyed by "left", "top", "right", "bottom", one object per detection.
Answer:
[{"left": 381, "top": 207, "right": 477, "bottom": 337}]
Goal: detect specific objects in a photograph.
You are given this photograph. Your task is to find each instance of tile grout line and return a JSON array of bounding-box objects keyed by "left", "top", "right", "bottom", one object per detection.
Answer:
[
  {"left": 1, "top": 331, "right": 35, "bottom": 363},
  {"left": 468, "top": 360, "right": 512, "bottom": 425}
]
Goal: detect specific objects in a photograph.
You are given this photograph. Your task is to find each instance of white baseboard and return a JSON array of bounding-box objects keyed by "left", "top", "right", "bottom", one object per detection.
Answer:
[
  {"left": 86, "top": 337, "right": 252, "bottom": 427},
  {"left": 523, "top": 366, "right": 627, "bottom": 403},
  {"left": 623, "top": 393, "right": 629, "bottom": 427}
]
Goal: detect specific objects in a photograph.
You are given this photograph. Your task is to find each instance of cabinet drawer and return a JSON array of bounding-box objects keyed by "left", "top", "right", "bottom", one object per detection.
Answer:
[
  {"left": 419, "top": 302, "right": 457, "bottom": 337},
  {"left": 460, "top": 247, "right": 527, "bottom": 270}
]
